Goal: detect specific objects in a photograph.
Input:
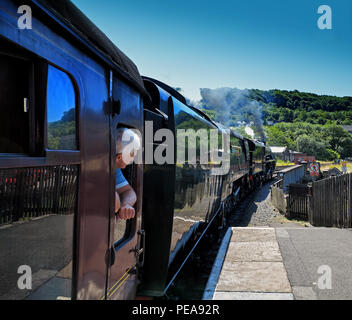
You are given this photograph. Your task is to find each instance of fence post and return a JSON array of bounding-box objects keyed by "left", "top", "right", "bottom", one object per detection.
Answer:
[
  {"left": 53, "top": 167, "right": 62, "bottom": 214},
  {"left": 347, "top": 173, "right": 351, "bottom": 228},
  {"left": 349, "top": 173, "right": 352, "bottom": 228},
  {"left": 308, "top": 185, "right": 313, "bottom": 225}
]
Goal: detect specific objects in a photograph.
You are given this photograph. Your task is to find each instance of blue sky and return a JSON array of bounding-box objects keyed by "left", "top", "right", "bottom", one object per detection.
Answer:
[{"left": 72, "top": 0, "right": 352, "bottom": 101}]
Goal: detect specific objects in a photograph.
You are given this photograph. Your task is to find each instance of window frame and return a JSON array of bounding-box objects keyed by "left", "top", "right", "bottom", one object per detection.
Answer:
[
  {"left": 112, "top": 122, "right": 141, "bottom": 251},
  {"left": 0, "top": 38, "right": 80, "bottom": 165},
  {"left": 45, "top": 63, "right": 81, "bottom": 155}
]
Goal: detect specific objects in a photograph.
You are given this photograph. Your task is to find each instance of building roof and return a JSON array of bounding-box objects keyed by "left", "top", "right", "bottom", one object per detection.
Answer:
[{"left": 270, "top": 146, "right": 288, "bottom": 154}]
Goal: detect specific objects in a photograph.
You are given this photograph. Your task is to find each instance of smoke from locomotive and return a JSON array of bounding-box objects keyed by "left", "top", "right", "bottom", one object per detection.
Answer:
[{"left": 196, "top": 87, "right": 266, "bottom": 141}]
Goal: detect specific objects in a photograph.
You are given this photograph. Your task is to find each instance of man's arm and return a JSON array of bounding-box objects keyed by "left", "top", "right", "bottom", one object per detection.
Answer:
[{"left": 116, "top": 184, "right": 136, "bottom": 220}]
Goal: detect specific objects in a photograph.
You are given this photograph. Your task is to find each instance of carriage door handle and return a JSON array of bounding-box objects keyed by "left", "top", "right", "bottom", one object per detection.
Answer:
[
  {"left": 136, "top": 229, "right": 145, "bottom": 268},
  {"left": 107, "top": 247, "right": 116, "bottom": 267},
  {"left": 112, "top": 99, "right": 121, "bottom": 116}
]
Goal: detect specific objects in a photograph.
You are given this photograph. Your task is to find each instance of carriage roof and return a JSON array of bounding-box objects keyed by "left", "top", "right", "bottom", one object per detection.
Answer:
[{"left": 34, "top": 0, "right": 146, "bottom": 95}]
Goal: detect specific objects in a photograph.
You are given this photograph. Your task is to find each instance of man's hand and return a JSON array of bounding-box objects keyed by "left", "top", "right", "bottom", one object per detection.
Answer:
[
  {"left": 116, "top": 184, "right": 137, "bottom": 221},
  {"left": 118, "top": 204, "right": 135, "bottom": 220}
]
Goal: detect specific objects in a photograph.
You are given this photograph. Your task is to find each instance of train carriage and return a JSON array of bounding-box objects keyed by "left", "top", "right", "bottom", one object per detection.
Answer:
[
  {"left": 139, "top": 78, "right": 266, "bottom": 297},
  {"left": 0, "top": 0, "right": 145, "bottom": 300},
  {"left": 140, "top": 78, "right": 227, "bottom": 296},
  {"left": 0, "top": 0, "right": 275, "bottom": 300},
  {"left": 264, "top": 146, "right": 276, "bottom": 180},
  {"left": 244, "top": 139, "right": 276, "bottom": 187}
]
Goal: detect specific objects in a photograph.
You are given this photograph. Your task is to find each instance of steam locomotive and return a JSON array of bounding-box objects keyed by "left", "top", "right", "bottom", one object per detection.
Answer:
[{"left": 0, "top": 0, "right": 275, "bottom": 300}]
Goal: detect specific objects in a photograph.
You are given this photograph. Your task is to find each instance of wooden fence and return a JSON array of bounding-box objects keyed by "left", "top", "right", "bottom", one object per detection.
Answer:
[
  {"left": 0, "top": 165, "right": 78, "bottom": 225},
  {"left": 287, "top": 184, "right": 310, "bottom": 220},
  {"left": 310, "top": 173, "right": 352, "bottom": 228},
  {"left": 285, "top": 173, "right": 352, "bottom": 228}
]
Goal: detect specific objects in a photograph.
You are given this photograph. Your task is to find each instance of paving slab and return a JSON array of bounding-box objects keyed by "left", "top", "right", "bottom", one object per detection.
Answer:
[
  {"left": 203, "top": 227, "right": 293, "bottom": 300},
  {"left": 217, "top": 261, "right": 292, "bottom": 293},
  {"left": 205, "top": 227, "right": 352, "bottom": 300},
  {"left": 230, "top": 227, "right": 277, "bottom": 242},
  {"left": 226, "top": 242, "right": 282, "bottom": 262}
]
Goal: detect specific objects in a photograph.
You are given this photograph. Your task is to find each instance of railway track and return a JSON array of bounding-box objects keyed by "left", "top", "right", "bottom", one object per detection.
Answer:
[{"left": 165, "top": 180, "right": 278, "bottom": 300}]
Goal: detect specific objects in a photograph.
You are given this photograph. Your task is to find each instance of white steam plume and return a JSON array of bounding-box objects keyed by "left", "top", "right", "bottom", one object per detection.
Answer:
[{"left": 195, "top": 87, "right": 266, "bottom": 141}]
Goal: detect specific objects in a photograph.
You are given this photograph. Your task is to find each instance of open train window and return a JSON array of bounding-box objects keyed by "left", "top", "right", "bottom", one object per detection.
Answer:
[
  {"left": 0, "top": 51, "right": 32, "bottom": 154},
  {"left": 46, "top": 65, "right": 78, "bottom": 150},
  {"left": 114, "top": 164, "right": 136, "bottom": 247},
  {"left": 113, "top": 127, "right": 140, "bottom": 248}
]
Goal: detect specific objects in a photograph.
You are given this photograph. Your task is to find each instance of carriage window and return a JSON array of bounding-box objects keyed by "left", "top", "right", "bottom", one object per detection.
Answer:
[
  {"left": 231, "top": 137, "right": 246, "bottom": 167},
  {"left": 47, "top": 66, "right": 77, "bottom": 150},
  {"left": 0, "top": 53, "right": 31, "bottom": 154}
]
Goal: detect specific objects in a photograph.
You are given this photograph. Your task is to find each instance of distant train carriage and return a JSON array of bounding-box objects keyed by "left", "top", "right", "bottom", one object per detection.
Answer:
[
  {"left": 244, "top": 139, "right": 276, "bottom": 187},
  {"left": 264, "top": 147, "right": 276, "bottom": 180}
]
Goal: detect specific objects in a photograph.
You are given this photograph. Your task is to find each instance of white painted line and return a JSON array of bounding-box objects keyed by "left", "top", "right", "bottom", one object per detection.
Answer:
[
  {"left": 202, "top": 228, "right": 232, "bottom": 300},
  {"left": 232, "top": 227, "right": 274, "bottom": 230}
]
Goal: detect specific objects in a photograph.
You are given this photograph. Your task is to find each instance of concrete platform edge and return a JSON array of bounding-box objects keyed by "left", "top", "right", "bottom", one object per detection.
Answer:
[{"left": 202, "top": 228, "right": 233, "bottom": 300}]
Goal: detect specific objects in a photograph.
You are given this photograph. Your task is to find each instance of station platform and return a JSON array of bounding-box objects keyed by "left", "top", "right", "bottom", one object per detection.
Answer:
[
  {"left": 202, "top": 227, "right": 294, "bottom": 300},
  {"left": 203, "top": 226, "right": 352, "bottom": 300}
]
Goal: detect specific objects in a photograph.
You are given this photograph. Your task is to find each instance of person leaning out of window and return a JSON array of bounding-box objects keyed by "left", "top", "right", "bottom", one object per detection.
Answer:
[{"left": 115, "top": 128, "right": 141, "bottom": 221}]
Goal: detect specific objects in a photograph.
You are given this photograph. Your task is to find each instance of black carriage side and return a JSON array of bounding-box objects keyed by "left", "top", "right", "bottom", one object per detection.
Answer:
[
  {"left": 138, "top": 78, "right": 251, "bottom": 297},
  {"left": 0, "top": 0, "right": 146, "bottom": 300}
]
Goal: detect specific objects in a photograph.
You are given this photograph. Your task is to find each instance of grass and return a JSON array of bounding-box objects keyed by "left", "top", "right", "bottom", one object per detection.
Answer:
[
  {"left": 275, "top": 159, "right": 352, "bottom": 173},
  {"left": 275, "top": 215, "right": 310, "bottom": 227},
  {"left": 276, "top": 159, "right": 295, "bottom": 166},
  {"left": 319, "top": 161, "right": 352, "bottom": 173}
]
